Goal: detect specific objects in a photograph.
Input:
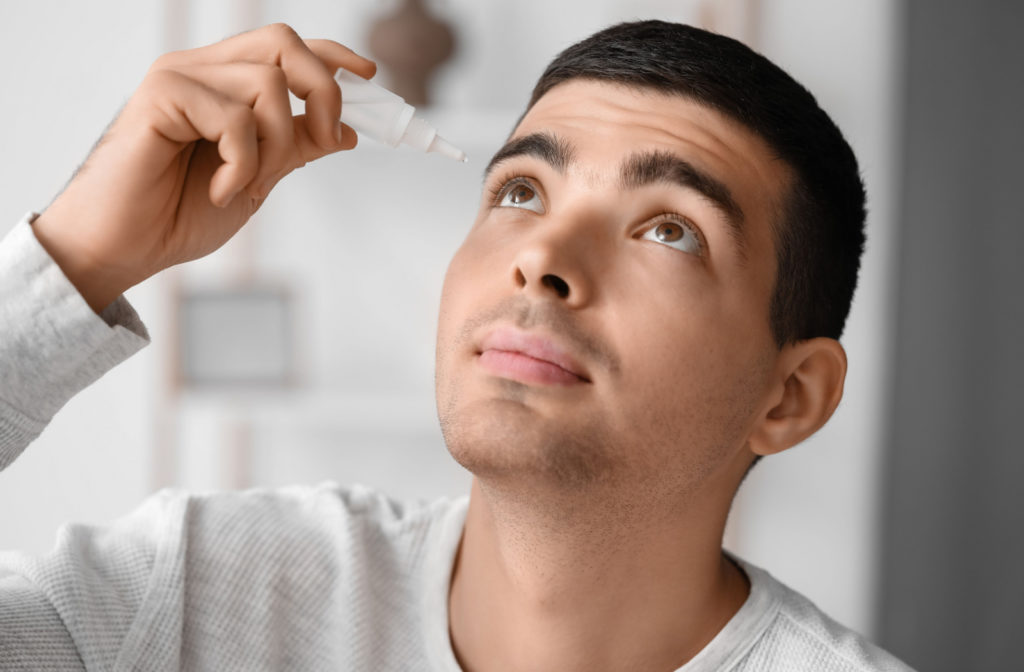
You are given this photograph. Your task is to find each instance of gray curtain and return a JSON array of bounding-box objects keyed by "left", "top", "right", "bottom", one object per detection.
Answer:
[{"left": 879, "top": 2, "right": 1024, "bottom": 669}]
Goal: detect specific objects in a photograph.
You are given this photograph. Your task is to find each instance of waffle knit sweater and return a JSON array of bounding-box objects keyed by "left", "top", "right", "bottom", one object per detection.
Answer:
[{"left": 0, "top": 213, "right": 914, "bottom": 671}]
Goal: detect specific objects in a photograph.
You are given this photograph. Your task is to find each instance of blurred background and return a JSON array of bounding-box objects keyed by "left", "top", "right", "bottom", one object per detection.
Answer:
[{"left": 0, "top": 1, "right": 1020, "bottom": 669}]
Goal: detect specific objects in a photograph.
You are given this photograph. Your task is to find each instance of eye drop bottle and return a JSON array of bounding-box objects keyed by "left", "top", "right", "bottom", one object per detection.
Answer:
[{"left": 334, "top": 68, "right": 467, "bottom": 162}]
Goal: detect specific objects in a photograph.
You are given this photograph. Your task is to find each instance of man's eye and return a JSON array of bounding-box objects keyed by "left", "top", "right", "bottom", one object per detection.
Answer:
[
  {"left": 497, "top": 179, "right": 545, "bottom": 214},
  {"left": 642, "top": 218, "right": 702, "bottom": 256}
]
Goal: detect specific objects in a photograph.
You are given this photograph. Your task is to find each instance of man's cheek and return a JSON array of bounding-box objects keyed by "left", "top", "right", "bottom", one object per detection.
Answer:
[
  {"left": 441, "top": 242, "right": 480, "bottom": 301},
  {"left": 438, "top": 246, "right": 473, "bottom": 323},
  {"left": 437, "top": 252, "right": 485, "bottom": 367}
]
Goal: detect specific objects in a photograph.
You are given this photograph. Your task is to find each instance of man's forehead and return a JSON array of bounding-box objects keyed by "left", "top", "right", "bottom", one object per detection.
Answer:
[
  {"left": 507, "top": 80, "right": 784, "bottom": 182},
  {"left": 507, "top": 85, "right": 735, "bottom": 170},
  {"left": 516, "top": 80, "right": 728, "bottom": 145}
]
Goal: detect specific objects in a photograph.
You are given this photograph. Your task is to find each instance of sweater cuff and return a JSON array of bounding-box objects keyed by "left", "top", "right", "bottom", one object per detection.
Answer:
[{"left": 0, "top": 212, "right": 151, "bottom": 468}]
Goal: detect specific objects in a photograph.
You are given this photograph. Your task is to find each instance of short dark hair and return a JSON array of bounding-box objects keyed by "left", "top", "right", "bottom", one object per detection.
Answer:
[{"left": 525, "top": 21, "right": 866, "bottom": 347}]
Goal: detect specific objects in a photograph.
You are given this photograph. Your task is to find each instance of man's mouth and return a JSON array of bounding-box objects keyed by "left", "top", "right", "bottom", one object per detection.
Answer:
[{"left": 476, "top": 326, "right": 591, "bottom": 386}]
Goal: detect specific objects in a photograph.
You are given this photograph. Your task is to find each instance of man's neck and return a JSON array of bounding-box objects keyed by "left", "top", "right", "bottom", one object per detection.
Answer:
[{"left": 447, "top": 477, "right": 750, "bottom": 672}]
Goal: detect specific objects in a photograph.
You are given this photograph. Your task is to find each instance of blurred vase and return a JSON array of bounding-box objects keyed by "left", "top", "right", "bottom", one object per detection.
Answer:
[{"left": 367, "top": 0, "right": 456, "bottom": 106}]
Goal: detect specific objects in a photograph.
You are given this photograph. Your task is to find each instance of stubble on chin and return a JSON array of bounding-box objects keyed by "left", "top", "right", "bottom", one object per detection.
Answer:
[{"left": 439, "top": 390, "right": 615, "bottom": 492}]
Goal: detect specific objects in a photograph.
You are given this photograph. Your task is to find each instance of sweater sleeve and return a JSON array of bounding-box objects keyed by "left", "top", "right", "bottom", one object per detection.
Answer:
[{"left": 0, "top": 212, "right": 150, "bottom": 470}]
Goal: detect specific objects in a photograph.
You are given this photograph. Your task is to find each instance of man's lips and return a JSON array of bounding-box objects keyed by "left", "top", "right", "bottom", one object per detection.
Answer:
[{"left": 477, "top": 326, "right": 591, "bottom": 386}]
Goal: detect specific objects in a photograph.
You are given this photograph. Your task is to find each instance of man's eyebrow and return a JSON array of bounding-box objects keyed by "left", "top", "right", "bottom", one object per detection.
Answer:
[
  {"left": 620, "top": 151, "right": 747, "bottom": 252},
  {"left": 484, "top": 132, "right": 576, "bottom": 178}
]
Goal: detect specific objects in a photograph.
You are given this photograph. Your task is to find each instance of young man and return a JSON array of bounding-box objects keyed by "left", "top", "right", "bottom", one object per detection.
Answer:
[{"left": 0, "top": 20, "right": 911, "bottom": 672}]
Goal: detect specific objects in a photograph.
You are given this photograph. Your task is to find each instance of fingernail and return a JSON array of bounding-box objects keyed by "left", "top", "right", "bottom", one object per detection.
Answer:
[{"left": 335, "top": 121, "right": 344, "bottom": 144}]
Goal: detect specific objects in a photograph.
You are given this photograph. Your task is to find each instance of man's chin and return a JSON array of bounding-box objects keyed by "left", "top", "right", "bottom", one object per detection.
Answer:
[{"left": 439, "top": 397, "right": 614, "bottom": 490}]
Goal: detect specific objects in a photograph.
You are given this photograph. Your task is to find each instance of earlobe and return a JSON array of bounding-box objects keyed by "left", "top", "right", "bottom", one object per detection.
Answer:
[{"left": 749, "top": 338, "right": 847, "bottom": 456}]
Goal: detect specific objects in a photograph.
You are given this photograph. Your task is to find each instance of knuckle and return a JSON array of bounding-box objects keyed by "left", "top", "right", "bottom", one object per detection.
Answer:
[
  {"left": 140, "top": 68, "right": 179, "bottom": 95},
  {"left": 265, "top": 22, "right": 300, "bottom": 44},
  {"left": 148, "top": 51, "right": 180, "bottom": 74}
]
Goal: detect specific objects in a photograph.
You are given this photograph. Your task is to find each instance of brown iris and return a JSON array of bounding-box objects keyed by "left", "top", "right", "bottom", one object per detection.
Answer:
[
  {"left": 654, "top": 222, "right": 684, "bottom": 242},
  {"left": 508, "top": 185, "right": 535, "bottom": 204}
]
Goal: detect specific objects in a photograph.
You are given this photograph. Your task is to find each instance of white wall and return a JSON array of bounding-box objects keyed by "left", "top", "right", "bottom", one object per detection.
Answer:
[{"left": 0, "top": 0, "right": 898, "bottom": 640}]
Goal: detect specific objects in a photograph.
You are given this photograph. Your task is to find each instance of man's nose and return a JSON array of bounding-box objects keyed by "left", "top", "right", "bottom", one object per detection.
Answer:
[{"left": 509, "top": 216, "right": 598, "bottom": 307}]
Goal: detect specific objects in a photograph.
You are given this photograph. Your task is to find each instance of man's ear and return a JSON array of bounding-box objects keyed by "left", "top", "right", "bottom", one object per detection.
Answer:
[{"left": 748, "top": 338, "right": 847, "bottom": 457}]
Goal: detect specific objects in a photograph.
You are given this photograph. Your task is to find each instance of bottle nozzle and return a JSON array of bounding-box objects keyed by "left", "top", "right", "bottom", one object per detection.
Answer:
[
  {"left": 400, "top": 116, "right": 467, "bottom": 162},
  {"left": 429, "top": 135, "right": 468, "bottom": 163}
]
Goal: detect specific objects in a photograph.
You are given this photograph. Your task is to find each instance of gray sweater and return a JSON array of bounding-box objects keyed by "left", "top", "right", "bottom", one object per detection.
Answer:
[{"left": 0, "top": 214, "right": 912, "bottom": 671}]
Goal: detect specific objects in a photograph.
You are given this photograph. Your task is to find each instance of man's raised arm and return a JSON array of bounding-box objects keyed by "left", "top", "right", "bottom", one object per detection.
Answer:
[{"left": 0, "top": 24, "right": 375, "bottom": 467}]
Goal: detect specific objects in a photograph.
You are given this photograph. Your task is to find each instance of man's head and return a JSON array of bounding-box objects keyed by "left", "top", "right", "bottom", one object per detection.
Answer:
[
  {"left": 434, "top": 21, "right": 863, "bottom": 510},
  {"left": 527, "top": 21, "right": 866, "bottom": 348}
]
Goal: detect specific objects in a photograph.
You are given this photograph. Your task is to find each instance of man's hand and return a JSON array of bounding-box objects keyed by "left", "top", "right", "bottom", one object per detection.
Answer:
[{"left": 32, "top": 24, "right": 376, "bottom": 313}]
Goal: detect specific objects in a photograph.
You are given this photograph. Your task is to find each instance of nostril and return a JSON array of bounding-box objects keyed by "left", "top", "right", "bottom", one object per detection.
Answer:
[{"left": 542, "top": 274, "right": 570, "bottom": 299}]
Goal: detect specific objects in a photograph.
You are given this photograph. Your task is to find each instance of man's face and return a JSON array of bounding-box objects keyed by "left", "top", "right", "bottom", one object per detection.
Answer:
[{"left": 435, "top": 80, "right": 790, "bottom": 501}]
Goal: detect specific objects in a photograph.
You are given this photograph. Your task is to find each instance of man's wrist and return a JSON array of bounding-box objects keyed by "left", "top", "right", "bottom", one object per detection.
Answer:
[{"left": 30, "top": 212, "right": 127, "bottom": 314}]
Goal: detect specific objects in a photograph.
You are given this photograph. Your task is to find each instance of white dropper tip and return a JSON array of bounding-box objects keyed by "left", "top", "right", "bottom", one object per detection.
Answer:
[{"left": 428, "top": 134, "right": 468, "bottom": 162}]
